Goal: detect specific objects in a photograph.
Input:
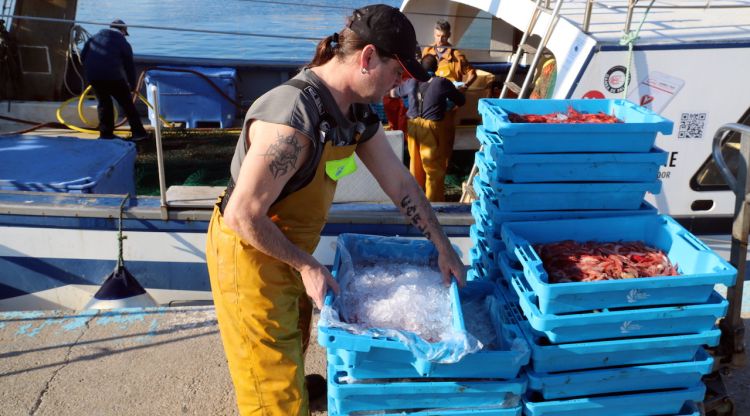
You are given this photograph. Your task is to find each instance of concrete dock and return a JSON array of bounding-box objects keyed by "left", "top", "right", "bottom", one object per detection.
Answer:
[{"left": 1, "top": 305, "right": 748, "bottom": 415}]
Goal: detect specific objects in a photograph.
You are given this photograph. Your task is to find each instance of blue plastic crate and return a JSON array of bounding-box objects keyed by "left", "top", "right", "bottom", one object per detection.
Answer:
[
  {"left": 471, "top": 201, "right": 499, "bottom": 238},
  {"left": 325, "top": 280, "right": 530, "bottom": 379},
  {"left": 518, "top": 320, "right": 721, "bottom": 374},
  {"left": 471, "top": 181, "right": 658, "bottom": 221},
  {"left": 469, "top": 247, "right": 501, "bottom": 281},
  {"left": 0, "top": 135, "right": 136, "bottom": 195},
  {"left": 474, "top": 137, "right": 668, "bottom": 183},
  {"left": 470, "top": 200, "right": 658, "bottom": 254},
  {"left": 506, "top": 258, "right": 728, "bottom": 343},
  {"left": 475, "top": 189, "right": 658, "bottom": 222},
  {"left": 145, "top": 66, "right": 237, "bottom": 128},
  {"left": 501, "top": 214, "right": 737, "bottom": 314},
  {"left": 526, "top": 349, "right": 713, "bottom": 400},
  {"left": 477, "top": 99, "right": 673, "bottom": 154},
  {"left": 328, "top": 354, "right": 525, "bottom": 416},
  {"left": 473, "top": 175, "right": 661, "bottom": 212},
  {"left": 476, "top": 217, "right": 505, "bottom": 254},
  {"left": 470, "top": 223, "right": 502, "bottom": 262},
  {"left": 522, "top": 384, "right": 705, "bottom": 416},
  {"left": 501, "top": 295, "right": 722, "bottom": 372},
  {"left": 319, "top": 234, "right": 471, "bottom": 377}
]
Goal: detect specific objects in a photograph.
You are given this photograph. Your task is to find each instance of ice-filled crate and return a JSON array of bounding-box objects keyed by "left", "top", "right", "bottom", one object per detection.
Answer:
[
  {"left": 477, "top": 99, "right": 673, "bottom": 153},
  {"left": 501, "top": 214, "right": 737, "bottom": 314},
  {"left": 473, "top": 175, "right": 661, "bottom": 212},
  {"left": 474, "top": 134, "right": 668, "bottom": 183},
  {"left": 324, "top": 275, "right": 530, "bottom": 379},
  {"left": 319, "top": 234, "right": 528, "bottom": 379}
]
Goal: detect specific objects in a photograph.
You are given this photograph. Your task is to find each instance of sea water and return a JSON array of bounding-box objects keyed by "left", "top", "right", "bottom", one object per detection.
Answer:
[{"left": 76, "top": 0, "right": 402, "bottom": 61}]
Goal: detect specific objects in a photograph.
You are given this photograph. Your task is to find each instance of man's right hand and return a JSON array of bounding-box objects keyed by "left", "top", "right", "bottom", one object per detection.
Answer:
[{"left": 299, "top": 263, "right": 340, "bottom": 309}]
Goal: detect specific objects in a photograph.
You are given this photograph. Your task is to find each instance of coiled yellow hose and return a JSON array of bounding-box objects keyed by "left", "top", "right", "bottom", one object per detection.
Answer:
[{"left": 56, "top": 86, "right": 174, "bottom": 138}]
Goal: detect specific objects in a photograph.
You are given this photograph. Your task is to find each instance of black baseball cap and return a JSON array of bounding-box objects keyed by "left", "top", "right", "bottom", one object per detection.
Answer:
[
  {"left": 110, "top": 19, "right": 129, "bottom": 36},
  {"left": 348, "top": 4, "right": 429, "bottom": 82}
]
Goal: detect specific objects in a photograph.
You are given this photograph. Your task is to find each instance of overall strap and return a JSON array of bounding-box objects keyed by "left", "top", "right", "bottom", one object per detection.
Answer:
[
  {"left": 223, "top": 78, "right": 336, "bottom": 208},
  {"left": 284, "top": 78, "right": 337, "bottom": 134}
]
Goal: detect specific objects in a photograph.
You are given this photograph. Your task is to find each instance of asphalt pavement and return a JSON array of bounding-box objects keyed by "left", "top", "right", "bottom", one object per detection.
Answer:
[{"left": 1, "top": 302, "right": 748, "bottom": 415}]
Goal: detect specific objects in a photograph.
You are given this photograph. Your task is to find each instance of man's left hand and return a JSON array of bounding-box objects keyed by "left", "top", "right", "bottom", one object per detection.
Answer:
[{"left": 438, "top": 247, "right": 466, "bottom": 287}]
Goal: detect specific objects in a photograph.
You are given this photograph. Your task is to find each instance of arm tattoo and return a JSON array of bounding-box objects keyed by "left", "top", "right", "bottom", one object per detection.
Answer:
[
  {"left": 400, "top": 195, "right": 432, "bottom": 240},
  {"left": 262, "top": 131, "right": 305, "bottom": 179}
]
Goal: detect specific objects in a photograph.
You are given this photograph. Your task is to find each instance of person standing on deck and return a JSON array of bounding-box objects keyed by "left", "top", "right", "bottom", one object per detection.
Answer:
[
  {"left": 81, "top": 19, "right": 148, "bottom": 141},
  {"left": 392, "top": 54, "right": 465, "bottom": 201},
  {"left": 205, "top": 4, "right": 466, "bottom": 416},
  {"left": 422, "top": 19, "right": 477, "bottom": 88},
  {"left": 421, "top": 19, "right": 477, "bottom": 168}
]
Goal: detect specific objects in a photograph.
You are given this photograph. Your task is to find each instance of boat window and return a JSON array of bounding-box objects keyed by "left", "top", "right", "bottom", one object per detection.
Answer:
[{"left": 690, "top": 108, "right": 750, "bottom": 191}]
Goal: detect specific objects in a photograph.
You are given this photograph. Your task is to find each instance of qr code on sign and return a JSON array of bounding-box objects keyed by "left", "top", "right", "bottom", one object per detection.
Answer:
[{"left": 678, "top": 113, "right": 707, "bottom": 139}]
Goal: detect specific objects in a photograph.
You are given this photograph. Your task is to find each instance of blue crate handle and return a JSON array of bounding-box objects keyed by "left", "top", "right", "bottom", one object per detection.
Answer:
[
  {"left": 500, "top": 254, "right": 540, "bottom": 305},
  {"left": 678, "top": 229, "right": 712, "bottom": 253},
  {"left": 513, "top": 243, "right": 549, "bottom": 283}
]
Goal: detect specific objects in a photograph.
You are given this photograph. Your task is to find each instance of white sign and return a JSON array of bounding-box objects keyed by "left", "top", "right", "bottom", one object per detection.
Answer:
[{"left": 628, "top": 71, "right": 685, "bottom": 114}]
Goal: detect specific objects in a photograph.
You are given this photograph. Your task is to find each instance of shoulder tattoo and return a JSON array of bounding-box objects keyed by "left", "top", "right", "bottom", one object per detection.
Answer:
[{"left": 263, "top": 131, "right": 305, "bottom": 179}]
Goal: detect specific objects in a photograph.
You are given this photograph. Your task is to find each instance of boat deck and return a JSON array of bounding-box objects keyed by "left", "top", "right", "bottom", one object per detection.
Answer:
[
  {"left": 1, "top": 296, "right": 748, "bottom": 415},
  {"left": 558, "top": 0, "right": 750, "bottom": 45}
]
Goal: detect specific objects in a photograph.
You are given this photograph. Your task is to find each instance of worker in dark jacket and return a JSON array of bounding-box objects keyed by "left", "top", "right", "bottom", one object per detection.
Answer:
[
  {"left": 81, "top": 19, "right": 147, "bottom": 141},
  {"left": 392, "top": 54, "right": 465, "bottom": 201}
]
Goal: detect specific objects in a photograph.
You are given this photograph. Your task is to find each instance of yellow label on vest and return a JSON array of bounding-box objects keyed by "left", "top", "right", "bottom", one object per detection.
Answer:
[{"left": 325, "top": 153, "right": 357, "bottom": 181}]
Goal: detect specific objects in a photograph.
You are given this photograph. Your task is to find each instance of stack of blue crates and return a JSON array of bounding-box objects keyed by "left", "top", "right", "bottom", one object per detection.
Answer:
[
  {"left": 469, "top": 99, "right": 738, "bottom": 415},
  {"left": 318, "top": 234, "right": 530, "bottom": 416}
]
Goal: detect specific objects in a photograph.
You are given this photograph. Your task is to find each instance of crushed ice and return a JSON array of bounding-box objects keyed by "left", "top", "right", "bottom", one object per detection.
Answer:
[{"left": 339, "top": 263, "right": 452, "bottom": 342}]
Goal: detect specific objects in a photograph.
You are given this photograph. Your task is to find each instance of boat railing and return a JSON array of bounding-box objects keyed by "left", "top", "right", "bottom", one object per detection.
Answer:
[
  {"left": 711, "top": 122, "right": 750, "bottom": 369},
  {"left": 579, "top": 0, "right": 750, "bottom": 33},
  {"left": 150, "top": 84, "right": 169, "bottom": 220}
]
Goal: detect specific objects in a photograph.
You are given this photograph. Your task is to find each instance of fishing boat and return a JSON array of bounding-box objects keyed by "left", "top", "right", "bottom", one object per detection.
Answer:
[{"left": 0, "top": 0, "right": 748, "bottom": 312}]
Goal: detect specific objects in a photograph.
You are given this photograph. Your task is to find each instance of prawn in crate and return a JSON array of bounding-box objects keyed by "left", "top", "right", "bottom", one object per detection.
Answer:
[
  {"left": 477, "top": 99, "right": 673, "bottom": 154},
  {"left": 500, "top": 215, "right": 736, "bottom": 314}
]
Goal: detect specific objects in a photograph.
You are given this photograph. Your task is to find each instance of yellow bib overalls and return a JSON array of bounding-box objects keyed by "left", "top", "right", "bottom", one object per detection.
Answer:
[{"left": 206, "top": 137, "right": 358, "bottom": 416}]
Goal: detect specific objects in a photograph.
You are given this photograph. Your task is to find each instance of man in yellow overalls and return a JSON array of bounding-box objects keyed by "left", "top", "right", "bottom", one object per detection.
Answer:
[
  {"left": 421, "top": 19, "right": 477, "bottom": 170},
  {"left": 422, "top": 20, "right": 477, "bottom": 88},
  {"left": 205, "top": 5, "right": 466, "bottom": 416}
]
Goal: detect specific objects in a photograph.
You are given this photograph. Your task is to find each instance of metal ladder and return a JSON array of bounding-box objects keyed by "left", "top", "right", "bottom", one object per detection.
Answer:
[
  {"left": 501, "top": 0, "right": 564, "bottom": 99},
  {"left": 459, "top": 0, "right": 565, "bottom": 203}
]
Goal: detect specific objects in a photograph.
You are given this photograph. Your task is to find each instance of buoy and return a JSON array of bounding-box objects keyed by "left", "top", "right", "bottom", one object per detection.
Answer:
[
  {"left": 83, "top": 195, "right": 158, "bottom": 310},
  {"left": 83, "top": 265, "right": 157, "bottom": 309}
]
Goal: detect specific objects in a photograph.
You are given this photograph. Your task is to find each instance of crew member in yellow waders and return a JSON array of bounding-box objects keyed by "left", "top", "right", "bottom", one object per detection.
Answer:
[
  {"left": 205, "top": 5, "right": 466, "bottom": 416},
  {"left": 393, "top": 55, "right": 466, "bottom": 201},
  {"left": 422, "top": 19, "right": 477, "bottom": 170}
]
